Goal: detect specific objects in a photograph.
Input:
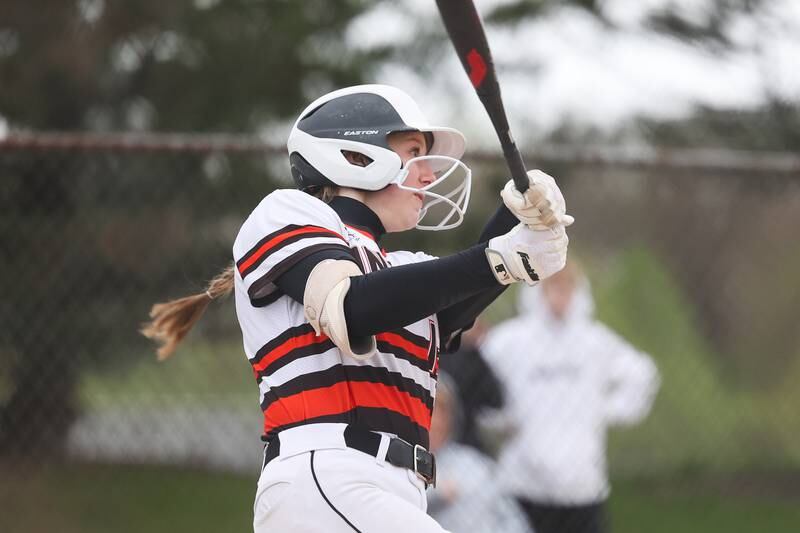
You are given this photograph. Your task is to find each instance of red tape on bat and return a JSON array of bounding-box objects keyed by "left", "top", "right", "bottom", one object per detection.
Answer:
[{"left": 467, "top": 48, "right": 487, "bottom": 88}]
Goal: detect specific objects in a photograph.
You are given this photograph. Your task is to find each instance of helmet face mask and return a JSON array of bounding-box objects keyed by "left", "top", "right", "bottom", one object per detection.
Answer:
[
  {"left": 394, "top": 155, "right": 472, "bottom": 231},
  {"left": 287, "top": 85, "right": 472, "bottom": 230}
]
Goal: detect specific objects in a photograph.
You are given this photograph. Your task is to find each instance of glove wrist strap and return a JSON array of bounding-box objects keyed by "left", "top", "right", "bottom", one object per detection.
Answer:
[{"left": 485, "top": 248, "right": 515, "bottom": 286}]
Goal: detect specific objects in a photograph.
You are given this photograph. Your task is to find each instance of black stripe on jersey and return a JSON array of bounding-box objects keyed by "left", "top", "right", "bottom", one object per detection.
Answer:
[
  {"left": 252, "top": 324, "right": 315, "bottom": 366},
  {"left": 251, "top": 288, "right": 285, "bottom": 308},
  {"left": 375, "top": 327, "right": 435, "bottom": 374},
  {"left": 390, "top": 327, "right": 430, "bottom": 351},
  {"left": 376, "top": 340, "right": 432, "bottom": 373},
  {"left": 344, "top": 246, "right": 387, "bottom": 274},
  {"left": 238, "top": 224, "right": 303, "bottom": 277},
  {"left": 264, "top": 407, "right": 430, "bottom": 450},
  {"left": 257, "top": 338, "right": 337, "bottom": 380},
  {"left": 246, "top": 242, "right": 355, "bottom": 305},
  {"left": 237, "top": 225, "right": 346, "bottom": 279},
  {"left": 365, "top": 249, "right": 388, "bottom": 272},
  {"left": 259, "top": 364, "right": 434, "bottom": 413},
  {"left": 251, "top": 323, "right": 336, "bottom": 378},
  {"left": 354, "top": 406, "right": 430, "bottom": 449},
  {"left": 347, "top": 247, "right": 366, "bottom": 273}
]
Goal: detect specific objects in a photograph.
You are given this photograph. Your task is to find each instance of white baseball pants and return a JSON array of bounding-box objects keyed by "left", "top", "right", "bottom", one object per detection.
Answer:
[{"left": 253, "top": 424, "right": 449, "bottom": 533}]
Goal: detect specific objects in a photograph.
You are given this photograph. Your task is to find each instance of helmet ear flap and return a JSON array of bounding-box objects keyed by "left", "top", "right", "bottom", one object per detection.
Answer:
[{"left": 290, "top": 152, "right": 335, "bottom": 191}]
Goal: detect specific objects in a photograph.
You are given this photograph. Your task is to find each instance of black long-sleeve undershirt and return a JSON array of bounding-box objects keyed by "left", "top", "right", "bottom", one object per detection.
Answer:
[
  {"left": 274, "top": 242, "right": 497, "bottom": 334},
  {"left": 273, "top": 202, "right": 519, "bottom": 349},
  {"left": 436, "top": 203, "right": 519, "bottom": 345}
]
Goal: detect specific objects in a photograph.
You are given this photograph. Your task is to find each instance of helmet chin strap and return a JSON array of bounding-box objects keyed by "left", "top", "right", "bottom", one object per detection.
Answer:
[{"left": 392, "top": 155, "right": 472, "bottom": 231}]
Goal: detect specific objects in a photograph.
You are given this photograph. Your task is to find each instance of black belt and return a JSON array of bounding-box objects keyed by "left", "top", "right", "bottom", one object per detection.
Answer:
[{"left": 263, "top": 425, "right": 436, "bottom": 487}]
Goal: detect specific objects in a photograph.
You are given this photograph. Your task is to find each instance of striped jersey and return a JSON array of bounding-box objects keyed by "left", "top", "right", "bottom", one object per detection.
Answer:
[{"left": 233, "top": 189, "right": 440, "bottom": 448}]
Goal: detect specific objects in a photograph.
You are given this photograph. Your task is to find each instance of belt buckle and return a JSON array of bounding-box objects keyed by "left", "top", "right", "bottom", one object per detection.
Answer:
[{"left": 413, "top": 444, "right": 436, "bottom": 487}]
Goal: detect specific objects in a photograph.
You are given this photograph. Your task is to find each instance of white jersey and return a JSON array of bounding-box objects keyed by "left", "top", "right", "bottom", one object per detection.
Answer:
[{"left": 232, "top": 189, "right": 441, "bottom": 448}]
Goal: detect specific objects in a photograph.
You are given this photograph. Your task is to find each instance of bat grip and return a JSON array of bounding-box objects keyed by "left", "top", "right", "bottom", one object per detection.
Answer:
[{"left": 499, "top": 131, "right": 529, "bottom": 193}]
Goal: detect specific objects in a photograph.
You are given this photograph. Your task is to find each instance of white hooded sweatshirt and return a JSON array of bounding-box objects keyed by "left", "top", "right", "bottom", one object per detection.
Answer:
[{"left": 482, "top": 277, "right": 660, "bottom": 505}]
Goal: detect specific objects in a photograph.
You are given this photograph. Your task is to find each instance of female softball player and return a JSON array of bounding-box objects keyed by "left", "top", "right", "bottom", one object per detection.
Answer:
[{"left": 143, "top": 84, "right": 572, "bottom": 532}]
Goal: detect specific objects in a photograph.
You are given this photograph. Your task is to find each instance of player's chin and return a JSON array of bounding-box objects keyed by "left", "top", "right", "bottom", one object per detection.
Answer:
[
  {"left": 385, "top": 208, "right": 419, "bottom": 233},
  {"left": 399, "top": 207, "right": 420, "bottom": 232},
  {"left": 401, "top": 216, "right": 418, "bottom": 231}
]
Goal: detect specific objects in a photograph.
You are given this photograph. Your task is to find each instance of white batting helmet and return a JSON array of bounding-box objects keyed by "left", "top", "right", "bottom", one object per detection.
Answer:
[{"left": 287, "top": 84, "right": 472, "bottom": 230}]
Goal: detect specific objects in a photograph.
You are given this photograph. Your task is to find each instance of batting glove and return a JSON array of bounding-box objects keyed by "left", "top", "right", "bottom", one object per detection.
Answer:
[
  {"left": 486, "top": 223, "right": 568, "bottom": 286},
  {"left": 501, "top": 170, "right": 574, "bottom": 230}
]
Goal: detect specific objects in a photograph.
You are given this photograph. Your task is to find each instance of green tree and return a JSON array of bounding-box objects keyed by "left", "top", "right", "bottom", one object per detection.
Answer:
[{"left": 0, "top": 0, "right": 384, "bottom": 457}]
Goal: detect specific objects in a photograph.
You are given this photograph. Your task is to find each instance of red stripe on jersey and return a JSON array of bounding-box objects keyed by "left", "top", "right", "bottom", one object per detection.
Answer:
[
  {"left": 252, "top": 330, "right": 330, "bottom": 374},
  {"left": 376, "top": 332, "right": 429, "bottom": 361},
  {"left": 238, "top": 226, "right": 343, "bottom": 276},
  {"left": 263, "top": 381, "right": 432, "bottom": 434}
]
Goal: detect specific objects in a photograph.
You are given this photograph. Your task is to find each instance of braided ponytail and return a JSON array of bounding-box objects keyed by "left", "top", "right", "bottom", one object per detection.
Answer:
[{"left": 141, "top": 264, "right": 235, "bottom": 360}]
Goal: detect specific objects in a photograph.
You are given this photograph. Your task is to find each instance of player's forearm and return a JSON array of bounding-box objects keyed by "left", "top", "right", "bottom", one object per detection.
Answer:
[{"left": 345, "top": 243, "right": 498, "bottom": 337}]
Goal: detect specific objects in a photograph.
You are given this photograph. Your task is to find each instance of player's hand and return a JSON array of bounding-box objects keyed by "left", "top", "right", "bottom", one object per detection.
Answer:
[
  {"left": 501, "top": 170, "right": 574, "bottom": 230},
  {"left": 485, "top": 223, "right": 568, "bottom": 286}
]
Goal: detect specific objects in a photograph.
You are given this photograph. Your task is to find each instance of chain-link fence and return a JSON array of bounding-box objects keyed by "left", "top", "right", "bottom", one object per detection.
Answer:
[{"left": 1, "top": 133, "right": 799, "bottom": 532}]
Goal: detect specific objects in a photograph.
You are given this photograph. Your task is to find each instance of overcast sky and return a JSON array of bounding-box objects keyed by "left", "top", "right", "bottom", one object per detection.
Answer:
[{"left": 347, "top": 0, "right": 800, "bottom": 147}]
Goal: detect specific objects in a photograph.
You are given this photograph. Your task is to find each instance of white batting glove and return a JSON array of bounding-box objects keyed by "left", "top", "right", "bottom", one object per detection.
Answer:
[
  {"left": 485, "top": 223, "right": 568, "bottom": 286},
  {"left": 501, "top": 170, "right": 574, "bottom": 230}
]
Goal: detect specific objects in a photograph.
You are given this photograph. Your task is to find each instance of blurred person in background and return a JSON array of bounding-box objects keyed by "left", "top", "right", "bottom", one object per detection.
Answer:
[
  {"left": 438, "top": 317, "right": 505, "bottom": 455},
  {"left": 482, "top": 261, "right": 660, "bottom": 533},
  {"left": 427, "top": 373, "right": 532, "bottom": 533}
]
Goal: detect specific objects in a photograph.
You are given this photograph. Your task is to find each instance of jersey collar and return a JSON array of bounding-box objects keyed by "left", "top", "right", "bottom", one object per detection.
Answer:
[{"left": 329, "top": 196, "right": 386, "bottom": 242}]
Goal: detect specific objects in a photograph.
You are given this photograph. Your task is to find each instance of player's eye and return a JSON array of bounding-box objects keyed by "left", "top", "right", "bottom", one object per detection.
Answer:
[{"left": 410, "top": 141, "right": 425, "bottom": 157}]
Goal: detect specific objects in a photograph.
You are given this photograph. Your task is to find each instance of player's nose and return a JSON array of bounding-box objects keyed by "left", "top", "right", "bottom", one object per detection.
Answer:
[{"left": 416, "top": 160, "right": 435, "bottom": 187}]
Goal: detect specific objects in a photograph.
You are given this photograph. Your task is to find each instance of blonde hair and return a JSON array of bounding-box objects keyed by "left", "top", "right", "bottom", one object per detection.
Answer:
[
  {"left": 140, "top": 264, "right": 235, "bottom": 360},
  {"left": 311, "top": 185, "right": 339, "bottom": 203}
]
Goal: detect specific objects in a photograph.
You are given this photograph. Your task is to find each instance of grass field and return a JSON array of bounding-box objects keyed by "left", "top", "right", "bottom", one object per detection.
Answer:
[
  {"left": 1, "top": 462, "right": 254, "bottom": 533},
  {"left": 1, "top": 462, "right": 797, "bottom": 533}
]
